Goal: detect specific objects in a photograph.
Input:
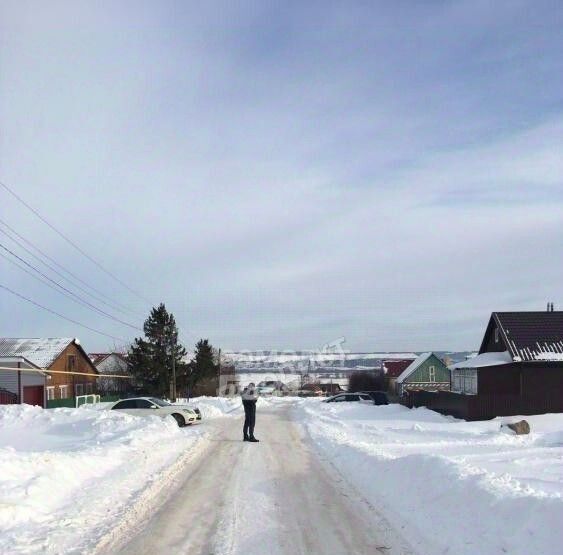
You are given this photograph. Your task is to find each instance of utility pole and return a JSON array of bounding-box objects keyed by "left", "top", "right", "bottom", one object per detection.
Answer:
[
  {"left": 172, "top": 342, "right": 176, "bottom": 402},
  {"left": 168, "top": 331, "right": 177, "bottom": 402},
  {"left": 218, "top": 348, "right": 222, "bottom": 397}
]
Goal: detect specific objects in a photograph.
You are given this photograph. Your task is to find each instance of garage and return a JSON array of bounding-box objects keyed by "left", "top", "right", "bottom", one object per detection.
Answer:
[
  {"left": 23, "top": 385, "right": 45, "bottom": 407},
  {"left": 0, "top": 356, "right": 47, "bottom": 407}
]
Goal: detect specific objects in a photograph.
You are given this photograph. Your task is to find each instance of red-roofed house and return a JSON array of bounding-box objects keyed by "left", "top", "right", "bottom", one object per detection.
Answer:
[{"left": 383, "top": 359, "right": 416, "bottom": 393}]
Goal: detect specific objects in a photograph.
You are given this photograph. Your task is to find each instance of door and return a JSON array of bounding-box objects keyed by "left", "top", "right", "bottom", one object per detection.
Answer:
[
  {"left": 23, "top": 386, "right": 45, "bottom": 407},
  {"left": 135, "top": 399, "right": 159, "bottom": 415}
]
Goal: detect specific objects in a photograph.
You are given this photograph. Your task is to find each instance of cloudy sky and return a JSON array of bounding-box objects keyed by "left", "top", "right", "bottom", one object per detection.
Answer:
[{"left": 1, "top": 1, "right": 562, "bottom": 353}]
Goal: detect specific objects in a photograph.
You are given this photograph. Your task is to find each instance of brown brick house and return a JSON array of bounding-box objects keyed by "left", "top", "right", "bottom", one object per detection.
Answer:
[{"left": 0, "top": 338, "right": 98, "bottom": 402}]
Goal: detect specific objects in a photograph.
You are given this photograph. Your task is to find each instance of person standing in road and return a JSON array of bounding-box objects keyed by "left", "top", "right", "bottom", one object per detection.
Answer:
[{"left": 241, "top": 383, "right": 259, "bottom": 442}]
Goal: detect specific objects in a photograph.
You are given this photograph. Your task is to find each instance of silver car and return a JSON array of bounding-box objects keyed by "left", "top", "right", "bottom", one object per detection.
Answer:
[{"left": 110, "top": 397, "right": 200, "bottom": 427}]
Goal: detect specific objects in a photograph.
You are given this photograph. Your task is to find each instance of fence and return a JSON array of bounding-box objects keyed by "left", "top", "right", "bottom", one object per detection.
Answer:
[
  {"left": 46, "top": 394, "right": 121, "bottom": 409},
  {"left": 403, "top": 390, "right": 563, "bottom": 421},
  {"left": 0, "top": 389, "right": 18, "bottom": 405}
]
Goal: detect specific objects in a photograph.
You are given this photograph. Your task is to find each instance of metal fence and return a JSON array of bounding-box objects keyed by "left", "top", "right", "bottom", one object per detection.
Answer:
[
  {"left": 402, "top": 390, "right": 563, "bottom": 421},
  {"left": 0, "top": 389, "right": 18, "bottom": 404}
]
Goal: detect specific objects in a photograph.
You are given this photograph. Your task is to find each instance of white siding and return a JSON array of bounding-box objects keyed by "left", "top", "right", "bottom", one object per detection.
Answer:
[{"left": 0, "top": 358, "right": 46, "bottom": 399}]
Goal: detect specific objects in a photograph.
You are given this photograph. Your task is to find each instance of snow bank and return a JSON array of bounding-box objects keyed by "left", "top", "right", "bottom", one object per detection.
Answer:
[
  {"left": 299, "top": 402, "right": 563, "bottom": 555},
  {"left": 0, "top": 404, "right": 206, "bottom": 554},
  {"left": 181, "top": 396, "right": 242, "bottom": 418}
]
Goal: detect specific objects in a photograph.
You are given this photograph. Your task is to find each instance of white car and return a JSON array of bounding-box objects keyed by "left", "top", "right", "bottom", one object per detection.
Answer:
[
  {"left": 257, "top": 380, "right": 286, "bottom": 395},
  {"left": 110, "top": 397, "right": 200, "bottom": 427}
]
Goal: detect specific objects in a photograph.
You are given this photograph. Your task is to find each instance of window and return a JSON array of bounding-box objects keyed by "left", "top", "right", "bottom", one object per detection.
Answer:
[
  {"left": 85, "top": 383, "right": 93, "bottom": 394},
  {"left": 452, "top": 373, "right": 462, "bottom": 393},
  {"left": 136, "top": 399, "right": 155, "bottom": 409},
  {"left": 494, "top": 328, "right": 499, "bottom": 343},
  {"left": 452, "top": 369, "right": 478, "bottom": 395},
  {"left": 428, "top": 365, "right": 436, "bottom": 382},
  {"left": 75, "top": 383, "right": 84, "bottom": 396},
  {"left": 346, "top": 394, "right": 360, "bottom": 402},
  {"left": 112, "top": 399, "right": 137, "bottom": 410},
  {"left": 59, "top": 385, "right": 69, "bottom": 399},
  {"left": 150, "top": 398, "right": 171, "bottom": 407},
  {"left": 46, "top": 386, "right": 55, "bottom": 400},
  {"left": 332, "top": 395, "right": 347, "bottom": 402},
  {"left": 67, "top": 355, "right": 76, "bottom": 371}
]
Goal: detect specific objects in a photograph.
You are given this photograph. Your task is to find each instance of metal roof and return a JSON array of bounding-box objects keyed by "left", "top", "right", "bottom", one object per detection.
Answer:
[
  {"left": 480, "top": 312, "right": 563, "bottom": 362},
  {"left": 449, "top": 351, "right": 513, "bottom": 370},
  {"left": 0, "top": 338, "right": 75, "bottom": 368},
  {"left": 396, "top": 352, "right": 435, "bottom": 384},
  {"left": 383, "top": 359, "right": 416, "bottom": 378}
]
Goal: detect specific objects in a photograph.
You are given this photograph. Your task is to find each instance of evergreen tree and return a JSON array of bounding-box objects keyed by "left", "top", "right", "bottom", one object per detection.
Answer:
[
  {"left": 128, "top": 303, "right": 187, "bottom": 398},
  {"left": 187, "top": 339, "right": 218, "bottom": 393}
]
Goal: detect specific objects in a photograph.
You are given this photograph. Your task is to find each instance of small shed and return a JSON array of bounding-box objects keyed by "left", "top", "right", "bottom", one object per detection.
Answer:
[
  {"left": 0, "top": 356, "right": 47, "bottom": 407},
  {"left": 396, "top": 352, "right": 450, "bottom": 396}
]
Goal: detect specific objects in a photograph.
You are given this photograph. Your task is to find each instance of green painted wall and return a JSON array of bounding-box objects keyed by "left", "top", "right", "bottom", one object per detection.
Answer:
[
  {"left": 406, "top": 354, "right": 450, "bottom": 383},
  {"left": 46, "top": 394, "right": 119, "bottom": 409}
]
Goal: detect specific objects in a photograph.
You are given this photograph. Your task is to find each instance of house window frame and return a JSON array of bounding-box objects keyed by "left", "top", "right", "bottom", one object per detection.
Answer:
[
  {"left": 494, "top": 328, "right": 499, "bottom": 344},
  {"left": 75, "top": 383, "right": 84, "bottom": 396},
  {"left": 67, "top": 354, "right": 76, "bottom": 371},
  {"left": 453, "top": 369, "right": 478, "bottom": 395},
  {"left": 428, "top": 365, "right": 436, "bottom": 382},
  {"left": 46, "top": 386, "right": 55, "bottom": 400},
  {"left": 85, "top": 382, "right": 93, "bottom": 395},
  {"left": 59, "top": 385, "right": 69, "bottom": 399}
]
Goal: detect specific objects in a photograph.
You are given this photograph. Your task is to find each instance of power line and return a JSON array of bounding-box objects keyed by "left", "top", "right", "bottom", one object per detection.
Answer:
[
  {"left": 0, "top": 241, "right": 142, "bottom": 331},
  {"left": 0, "top": 220, "right": 141, "bottom": 317},
  {"left": 0, "top": 283, "right": 127, "bottom": 342},
  {"left": 0, "top": 179, "right": 153, "bottom": 305}
]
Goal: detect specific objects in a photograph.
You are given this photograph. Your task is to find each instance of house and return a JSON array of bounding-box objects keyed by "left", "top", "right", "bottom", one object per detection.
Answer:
[
  {"left": 0, "top": 356, "right": 47, "bottom": 407},
  {"left": 382, "top": 359, "right": 416, "bottom": 393},
  {"left": 89, "top": 352, "right": 131, "bottom": 395},
  {"left": 0, "top": 338, "right": 98, "bottom": 404},
  {"left": 395, "top": 352, "right": 450, "bottom": 396},
  {"left": 447, "top": 310, "right": 563, "bottom": 418}
]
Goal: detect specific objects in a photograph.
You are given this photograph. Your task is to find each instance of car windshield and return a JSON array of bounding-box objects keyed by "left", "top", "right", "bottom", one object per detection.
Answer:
[{"left": 149, "top": 398, "right": 171, "bottom": 407}]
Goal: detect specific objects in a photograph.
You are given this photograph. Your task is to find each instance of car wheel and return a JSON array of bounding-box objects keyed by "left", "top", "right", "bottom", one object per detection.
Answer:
[{"left": 171, "top": 413, "right": 186, "bottom": 427}]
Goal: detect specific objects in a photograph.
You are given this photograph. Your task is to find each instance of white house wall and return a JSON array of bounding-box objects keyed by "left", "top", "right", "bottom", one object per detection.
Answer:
[{"left": 0, "top": 359, "right": 46, "bottom": 401}]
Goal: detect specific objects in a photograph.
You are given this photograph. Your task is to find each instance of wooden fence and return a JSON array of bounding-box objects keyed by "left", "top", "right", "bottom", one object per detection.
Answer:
[{"left": 402, "top": 390, "right": 563, "bottom": 421}]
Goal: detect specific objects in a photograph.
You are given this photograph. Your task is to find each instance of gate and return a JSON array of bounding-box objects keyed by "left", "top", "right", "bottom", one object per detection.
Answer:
[{"left": 23, "top": 386, "right": 45, "bottom": 407}]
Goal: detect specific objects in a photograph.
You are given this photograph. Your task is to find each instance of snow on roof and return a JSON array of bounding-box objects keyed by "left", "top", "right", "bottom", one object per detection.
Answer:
[
  {"left": 396, "top": 352, "right": 434, "bottom": 384},
  {"left": 0, "top": 355, "right": 44, "bottom": 370},
  {"left": 486, "top": 311, "right": 563, "bottom": 362},
  {"left": 0, "top": 338, "right": 75, "bottom": 368},
  {"left": 449, "top": 350, "right": 513, "bottom": 370},
  {"left": 533, "top": 352, "right": 563, "bottom": 361}
]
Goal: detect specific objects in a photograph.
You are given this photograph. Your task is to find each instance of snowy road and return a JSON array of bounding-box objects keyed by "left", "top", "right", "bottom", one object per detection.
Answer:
[{"left": 106, "top": 402, "right": 410, "bottom": 555}]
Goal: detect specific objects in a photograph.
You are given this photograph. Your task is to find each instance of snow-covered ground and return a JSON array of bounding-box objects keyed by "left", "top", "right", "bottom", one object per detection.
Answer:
[
  {"left": 0, "top": 399, "right": 237, "bottom": 555},
  {"left": 4, "top": 397, "right": 563, "bottom": 555},
  {"left": 299, "top": 400, "right": 563, "bottom": 555}
]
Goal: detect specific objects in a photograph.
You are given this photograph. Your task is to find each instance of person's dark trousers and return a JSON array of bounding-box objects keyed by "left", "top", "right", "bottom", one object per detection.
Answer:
[{"left": 243, "top": 400, "right": 256, "bottom": 440}]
